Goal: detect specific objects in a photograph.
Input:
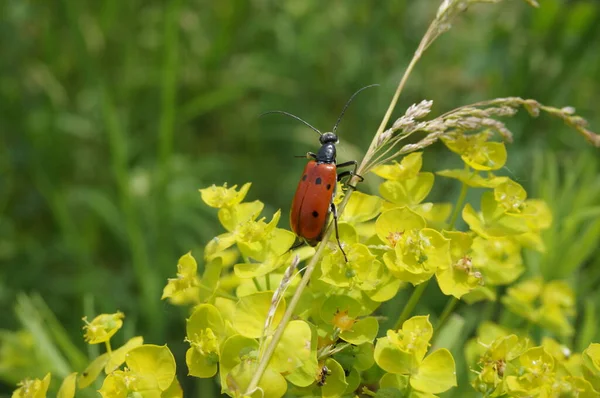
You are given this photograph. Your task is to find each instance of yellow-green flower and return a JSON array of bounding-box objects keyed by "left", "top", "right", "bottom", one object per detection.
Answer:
[
  {"left": 185, "top": 304, "right": 228, "bottom": 378},
  {"left": 377, "top": 208, "right": 451, "bottom": 285},
  {"left": 371, "top": 152, "right": 423, "bottom": 181},
  {"left": 442, "top": 131, "right": 507, "bottom": 171},
  {"left": 505, "top": 347, "right": 555, "bottom": 396},
  {"left": 375, "top": 316, "right": 457, "bottom": 395},
  {"left": 206, "top": 208, "right": 295, "bottom": 262},
  {"left": 199, "top": 183, "right": 251, "bottom": 208},
  {"left": 12, "top": 373, "right": 51, "bottom": 398},
  {"left": 471, "top": 334, "right": 528, "bottom": 396},
  {"left": 98, "top": 345, "right": 179, "bottom": 398},
  {"left": 162, "top": 252, "right": 201, "bottom": 304},
  {"left": 471, "top": 236, "right": 523, "bottom": 286},
  {"left": 582, "top": 343, "right": 600, "bottom": 392},
  {"left": 436, "top": 231, "right": 482, "bottom": 298},
  {"left": 82, "top": 312, "right": 124, "bottom": 344},
  {"left": 502, "top": 277, "right": 575, "bottom": 337}
]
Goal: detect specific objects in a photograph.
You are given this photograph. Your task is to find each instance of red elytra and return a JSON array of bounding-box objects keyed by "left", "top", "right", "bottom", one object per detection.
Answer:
[{"left": 290, "top": 160, "right": 337, "bottom": 244}]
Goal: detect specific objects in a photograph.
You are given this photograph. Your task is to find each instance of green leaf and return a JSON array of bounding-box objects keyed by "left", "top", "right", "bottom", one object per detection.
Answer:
[
  {"left": 376, "top": 207, "right": 426, "bottom": 247},
  {"left": 582, "top": 343, "right": 600, "bottom": 391},
  {"left": 233, "top": 292, "right": 286, "bottom": 338},
  {"left": 320, "top": 295, "right": 363, "bottom": 323},
  {"left": 372, "top": 153, "right": 423, "bottom": 180},
  {"left": 218, "top": 200, "right": 263, "bottom": 232},
  {"left": 198, "top": 256, "right": 223, "bottom": 302},
  {"left": 219, "top": 335, "right": 259, "bottom": 392},
  {"left": 374, "top": 388, "right": 403, "bottom": 398},
  {"left": 339, "top": 316, "right": 379, "bottom": 345},
  {"left": 204, "top": 232, "right": 237, "bottom": 259},
  {"left": 410, "top": 348, "right": 457, "bottom": 394},
  {"left": 321, "top": 358, "right": 348, "bottom": 398},
  {"left": 412, "top": 202, "right": 452, "bottom": 229},
  {"left": 161, "top": 377, "right": 183, "bottom": 398},
  {"left": 105, "top": 336, "right": 144, "bottom": 373},
  {"left": 379, "top": 372, "right": 408, "bottom": 391},
  {"left": 463, "top": 142, "right": 507, "bottom": 171},
  {"left": 186, "top": 347, "right": 218, "bottom": 378},
  {"left": 187, "top": 304, "right": 226, "bottom": 340},
  {"left": 57, "top": 372, "right": 77, "bottom": 398},
  {"left": 374, "top": 337, "right": 417, "bottom": 375},
  {"left": 78, "top": 353, "right": 109, "bottom": 389},
  {"left": 226, "top": 361, "right": 287, "bottom": 398},
  {"left": 342, "top": 191, "right": 383, "bottom": 223},
  {"left": 285, "top": 323, "right": 318, "bottom": 387},
  {"left": 269, "top": 320, "right": 313, "bottom": 374},
  {"left": 436, "top": 169, "right": 508, "bottom": 188},
  {"left": 343, "top": 368, "right": 361, "bottom": 395},
  {"left": 354, "top": 343, "right": 375, "bottom": 371},
  {"left": 379, "top": 173, "right": 434, "bottom": 206},
  {"left": 366, "top": 272, "right": 404, "bottom": 302},
  {"left": 461, "top": 285, "right": 496, "bottom": 304},
  {"left": 126, "top": 345, "right": 177, "bottom": 391},
  {"left": 333, "top": 342, "right": 375, "bottom": 374}
]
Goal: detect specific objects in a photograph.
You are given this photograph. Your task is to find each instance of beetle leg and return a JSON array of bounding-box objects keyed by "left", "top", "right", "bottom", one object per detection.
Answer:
[
  {"left": 289, "top": 240, "right": 305, "bottom": 252},
  {"left": 336, "top": 160, "right": 358, "bottom": 170},
  {"left": 336, "top": 160, "right": 363, "bottom": 185},
  {"left": 330, "top": 202, "right": 348, "bottom": 262}
]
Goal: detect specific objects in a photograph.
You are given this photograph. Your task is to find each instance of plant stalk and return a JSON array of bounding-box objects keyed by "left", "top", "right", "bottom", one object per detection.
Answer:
[
  {"left": 394, "top": 280, "right": 430, "bottom": 330},
  {"left": 435, "top": 296, "right": 459, "bottom": 335}
]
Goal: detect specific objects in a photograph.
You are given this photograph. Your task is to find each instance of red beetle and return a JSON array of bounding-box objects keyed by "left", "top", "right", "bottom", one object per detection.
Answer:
[{"left": 263, "top": 85, "right": 376, "bottom": 261}]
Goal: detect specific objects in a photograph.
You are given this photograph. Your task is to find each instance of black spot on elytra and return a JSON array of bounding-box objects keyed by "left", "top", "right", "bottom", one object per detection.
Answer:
[
  {"left": 302, "top": 174, "right": 307, "bottom": 181},
  {"left": 312, "top": 211, "right": 319, "bottom": 218},
  {"left": 315, "top": 177, "right": 322, "bottom": 185},
  {"left": 326, "top": 183, "right": 331, "bottom": 190}
]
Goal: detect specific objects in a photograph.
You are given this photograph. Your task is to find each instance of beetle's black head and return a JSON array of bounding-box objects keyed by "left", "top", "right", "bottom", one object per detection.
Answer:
[{"left": 319, "top": 132, "right": 338, "bottom": 145}]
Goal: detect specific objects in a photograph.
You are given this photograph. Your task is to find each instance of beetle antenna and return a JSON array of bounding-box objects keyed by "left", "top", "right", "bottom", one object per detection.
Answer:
[
  {"left": 332, "top": 84, "right": 379, "bottom": 134},
  {"left": 260, "top": 111, "right": 322, "bottom": 136}
]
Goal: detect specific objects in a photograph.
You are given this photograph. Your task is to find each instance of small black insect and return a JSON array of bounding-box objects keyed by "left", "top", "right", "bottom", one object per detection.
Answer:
[{"left": 317, "top": 365, "right": 331, "bottom": 386}]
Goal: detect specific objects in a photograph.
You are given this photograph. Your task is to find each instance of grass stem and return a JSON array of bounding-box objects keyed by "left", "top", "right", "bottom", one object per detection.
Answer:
[{"left": 394, "top": 280, "right": 430, "bottom": 330}]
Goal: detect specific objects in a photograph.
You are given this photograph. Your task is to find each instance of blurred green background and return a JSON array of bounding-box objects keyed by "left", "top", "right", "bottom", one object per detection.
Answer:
[{"left": 1, "top": 0, "right": 599, "bottom": 396}]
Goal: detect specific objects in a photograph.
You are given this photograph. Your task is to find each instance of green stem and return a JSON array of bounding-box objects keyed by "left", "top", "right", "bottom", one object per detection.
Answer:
[
  {"left": 394, "top": 280, "right": 430, "bottom": 330},
  {"left": 435, "top": 297, "right": 458, "bottom": 334},
  {"left": 252, "top": 277, "right": 262, "bottom": 292},
  {"left": 105, "top": 339, "right": 113, "bottom": 355},
  {"left": 434, "top": 173, "right": 470, "bottom": 336},
  {"left": 447, "top": 177, "right": 469, "bottom": 230},
  {"left": 265, "top": 274, "right": 271, "bottom": 290},
  {"left": 215, "top": 291, "right": 237, "bottom": 301}
]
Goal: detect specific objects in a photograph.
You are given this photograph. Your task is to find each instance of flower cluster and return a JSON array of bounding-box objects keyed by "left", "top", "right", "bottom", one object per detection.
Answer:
[
  {"left": 11, "top": 312, "right": 181, "bottom": 398},
  {"left": 467, "top": 322, "right": 600, "bottom": 396}
]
